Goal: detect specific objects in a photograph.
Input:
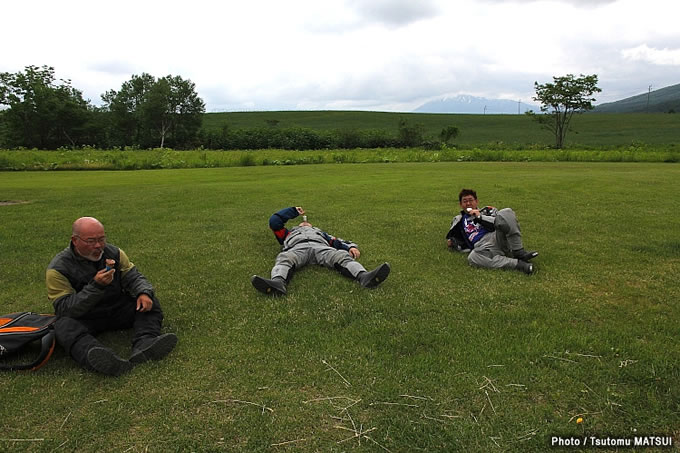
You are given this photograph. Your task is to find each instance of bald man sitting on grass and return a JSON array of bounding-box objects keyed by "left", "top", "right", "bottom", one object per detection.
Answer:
[{"left": 46, "top": 217, "right": 177, "bottom": 376}]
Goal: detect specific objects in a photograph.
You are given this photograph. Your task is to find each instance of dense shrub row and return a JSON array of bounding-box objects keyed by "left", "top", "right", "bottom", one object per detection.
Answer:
[{"left": 197, "top": 126, "right": 408, "bottom": 150}]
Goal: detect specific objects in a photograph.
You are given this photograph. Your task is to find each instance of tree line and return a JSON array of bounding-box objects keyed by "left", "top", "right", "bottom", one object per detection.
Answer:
[
  {"left": 0, "top": 66, "right": 205, "bottom": 150},
  {"left": 0, "top": 66, "right": 460, "bottom": 150},
  {"left": 1, "top": 66, "right": 598, "bottom": 150}
]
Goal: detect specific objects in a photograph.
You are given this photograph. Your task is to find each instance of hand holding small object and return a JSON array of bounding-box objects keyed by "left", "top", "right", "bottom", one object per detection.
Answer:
[
  {"left": 95, "top": 263, "right": 115, "bottom": 286},
  {"left": 467, "top": 207, "right": 481, "bottom": 217}
]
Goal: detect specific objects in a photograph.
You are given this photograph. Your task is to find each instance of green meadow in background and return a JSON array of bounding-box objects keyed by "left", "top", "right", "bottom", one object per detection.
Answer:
[{"left": 202, "top": 111, "right": 680, "bottom": 147}]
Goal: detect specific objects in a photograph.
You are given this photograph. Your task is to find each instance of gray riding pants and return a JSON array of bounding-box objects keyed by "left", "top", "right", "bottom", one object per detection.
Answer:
[
  {"left": 468, "top": 208, "right": 525, "bottom": 270},
  {"left": 271, "top": 243, "right": 366, "bottom": 280}
]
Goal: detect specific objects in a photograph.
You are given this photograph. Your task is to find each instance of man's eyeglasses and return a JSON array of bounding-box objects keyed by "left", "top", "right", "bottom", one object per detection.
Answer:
[{"left": 76, "top": 235, "right": 107, "bottom": 246}]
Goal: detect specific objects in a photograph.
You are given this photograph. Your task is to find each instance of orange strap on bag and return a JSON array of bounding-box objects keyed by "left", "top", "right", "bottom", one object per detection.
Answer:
[{"left": 0, "top": 312, "right": 57, "bottom": 371}]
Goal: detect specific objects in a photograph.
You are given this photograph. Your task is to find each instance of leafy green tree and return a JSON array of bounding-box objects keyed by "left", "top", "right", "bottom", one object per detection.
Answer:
[
  {"left": 0, "top": 65, "right": 92, "bottom": 148},
  {"left": 101, "top": 73, "right": 156, "bottom": 147},
  {"left": 529, "top": 74, "right": 601, "bottom": 149},
  {"left": 103, "top": 74, "right": 205, "bottom": 149},
  {"left": 149, "top": 75, "right": 205, "bottom": 148},
  {"left": 397, "top": 118, "right": 425, "bottom": 147},
  {"left": 141, "top": 77, "right": 173, "bottom": 148}
]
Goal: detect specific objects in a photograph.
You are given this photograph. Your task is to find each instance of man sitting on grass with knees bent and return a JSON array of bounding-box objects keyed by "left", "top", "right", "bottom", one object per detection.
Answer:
[
  {"left": 46, "top": 217, "right": 177, "bottom": 376},
  {"left": 251, "top": 206, "right": 391, "bottom": 295},
  {"left": 446, "top": 189, "right": 538, "bottom": 274}
]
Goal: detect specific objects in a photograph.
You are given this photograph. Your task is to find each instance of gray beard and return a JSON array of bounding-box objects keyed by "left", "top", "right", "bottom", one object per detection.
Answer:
[{"left": 80, "top": 250, "right": 103, "bottom": 262}]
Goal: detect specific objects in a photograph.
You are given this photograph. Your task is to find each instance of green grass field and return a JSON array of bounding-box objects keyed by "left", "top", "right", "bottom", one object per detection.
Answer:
[
  {"left": 202, "top": 111, "right": 680, "bottom": 147},
  {"left": 1, "top": 146, "right": 679, "bottom": 172},
  {"left": 1, "top": 162, "right": 679, "bottom": 452}
]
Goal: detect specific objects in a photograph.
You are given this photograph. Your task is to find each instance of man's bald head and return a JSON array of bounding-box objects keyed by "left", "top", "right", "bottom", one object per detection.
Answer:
[{"left": 72, "top": 217, "right": 104, "bottom": 236}]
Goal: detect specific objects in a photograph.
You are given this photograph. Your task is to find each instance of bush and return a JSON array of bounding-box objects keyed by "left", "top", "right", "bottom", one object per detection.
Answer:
[
  {"left": 440, "top": 125, "right": 460, "bottom": 144},
  {"left": 422, "top": 140, "right": 444, "bottom": 151},
  {"left": 397, "top": 118, "right": 425, "bottom": 147},
  {"left": 238, "top": 153, "right": 256, "bottom": 166},
  {"left": 333, "top": 128, "right": 364, "bottom": 149}
]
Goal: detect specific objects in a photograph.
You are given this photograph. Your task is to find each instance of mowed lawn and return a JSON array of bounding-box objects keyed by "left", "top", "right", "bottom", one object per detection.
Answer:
[{"left": 1, "top": 162, "right": 679, "bottom": 452}]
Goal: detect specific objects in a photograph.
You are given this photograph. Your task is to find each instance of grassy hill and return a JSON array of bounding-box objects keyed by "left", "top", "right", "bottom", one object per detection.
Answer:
[
  {"left": 593, "top": 83, "right": 680, "bottom": 113},
  {"left": 202, "top": 111, "right": 680, "bottom": 147}
]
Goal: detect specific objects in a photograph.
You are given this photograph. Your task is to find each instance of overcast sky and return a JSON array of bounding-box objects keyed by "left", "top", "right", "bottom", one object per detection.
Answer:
[{"left": 3, "top": 0, "right": 678, "bottom": 112}]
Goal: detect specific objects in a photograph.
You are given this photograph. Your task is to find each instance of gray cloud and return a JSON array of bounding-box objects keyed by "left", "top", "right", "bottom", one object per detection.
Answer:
[
  {"left": 346, "top": 0, "right": 441, "bottom": 27},
  {"left": 203, "top": 57, "right": 548, "bottom": 112}
]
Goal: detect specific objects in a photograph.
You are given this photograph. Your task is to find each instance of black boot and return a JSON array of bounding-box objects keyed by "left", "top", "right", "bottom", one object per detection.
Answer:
[
  {"left": 251, "top": 275, "right": 287, "bottom": 295},
  {"left": 130, "top": 333, "right": 178, "bottom": 365},
  {"left": 357, "top": 263, "right": 391, "bottom": 288},
  {"left": 515, "top": 260, "right": 534, "bottom": 275},
  {"left": 87, "top": 347, "right": 133, "bottom": 376},
  {"left": 513, "top": 249, "right": 538, "bottom": 262}
]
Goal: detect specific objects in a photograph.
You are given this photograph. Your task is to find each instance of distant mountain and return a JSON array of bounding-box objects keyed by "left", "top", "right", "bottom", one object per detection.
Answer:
[
  {"left": 593, "top": 83, "right": 680, "bottom": 113},
  {"left": 414, "top": 95, "right": 539, "bottom": 114}
]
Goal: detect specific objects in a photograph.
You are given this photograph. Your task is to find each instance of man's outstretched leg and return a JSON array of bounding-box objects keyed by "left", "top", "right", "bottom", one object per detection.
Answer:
[
  {"left": 251, "top": 248, "right": 308, "bottom": 296},
  {"left": 357, "top": 263, "right": 391, "bottom": 288},
  {"left": 251, "top": 275, "right": 287, "bottom": 295},
  {"left": 322, "top": 248, "right": 391, "bottom": 289}
]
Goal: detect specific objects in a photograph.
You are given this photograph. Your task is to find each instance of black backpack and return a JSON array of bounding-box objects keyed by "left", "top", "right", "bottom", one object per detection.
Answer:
[{"left": 0, "top": 312, "right": 57, "bottom": 371}]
